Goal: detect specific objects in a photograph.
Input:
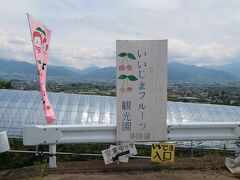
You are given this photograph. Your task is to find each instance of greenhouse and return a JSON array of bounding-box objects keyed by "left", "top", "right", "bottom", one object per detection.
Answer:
[{"left": 1, "top": 89, "right": 240, "bottom": 139}]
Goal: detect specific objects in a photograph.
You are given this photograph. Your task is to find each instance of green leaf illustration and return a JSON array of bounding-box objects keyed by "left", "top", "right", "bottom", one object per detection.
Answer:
[
  {"left": 127, "top": 53, "right": 136, "bottom": 60},
  {"left": 128, "top": 75, "right": 138, "bottom": 81},
  {"left": 37, "top": 60, "right": 42, "bottom": 64},
  {"left": 118, "top": 52, "right": 127, "bottom": 57},
  {"left": 36, "top": 27, "right": 46, "bottom": 36},
  {"left": 118, "top": 74, "right": 128, "bottom": 79}
]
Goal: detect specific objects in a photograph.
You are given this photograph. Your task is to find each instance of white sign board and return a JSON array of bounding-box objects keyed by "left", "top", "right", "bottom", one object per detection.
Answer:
[{"left": 116, "top": 40, "right": 167, "bottom": 142}]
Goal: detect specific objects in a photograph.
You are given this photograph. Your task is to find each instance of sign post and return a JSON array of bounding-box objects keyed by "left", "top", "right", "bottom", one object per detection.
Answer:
[{"left": 116, "top": 40, "right": 168, "bottom": 142}]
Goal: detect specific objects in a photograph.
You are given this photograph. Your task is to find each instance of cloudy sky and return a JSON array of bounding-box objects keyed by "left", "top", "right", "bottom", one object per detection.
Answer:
[{"left": 0, "top": 0, "right": 239, "bottom": 69}]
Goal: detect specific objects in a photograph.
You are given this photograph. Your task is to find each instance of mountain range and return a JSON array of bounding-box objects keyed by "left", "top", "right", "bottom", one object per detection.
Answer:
[
  {"left": 206, "top": 62, "right": 240, "bottom": 79},
  {"left": 168, "top": 62, "right": 238, "bottom": 82},
  {"left": 0, "top": 59, "right": 239, "bottom": 83}
]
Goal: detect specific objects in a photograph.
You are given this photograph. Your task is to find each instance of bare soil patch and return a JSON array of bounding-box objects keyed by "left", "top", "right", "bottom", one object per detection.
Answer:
[{"left": 0, "top": 156, "right": 239, "bottom": 180}]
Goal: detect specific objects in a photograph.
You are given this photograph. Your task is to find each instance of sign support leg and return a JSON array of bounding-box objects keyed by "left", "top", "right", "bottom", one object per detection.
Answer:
[
  {"left": 235, "top": 141, "right": 240, "bottom": 157},
  {"left": 49, "top": 144, "right": 57, "bottom": 168}
]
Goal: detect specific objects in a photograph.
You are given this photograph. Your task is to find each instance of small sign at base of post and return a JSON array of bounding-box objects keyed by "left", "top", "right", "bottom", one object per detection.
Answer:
[
  {"left": 225, "top": 156, "right": 240, "bottom": 173},
  {"left": 151, "top": 143, "right": 175, "bottom": 163},
  {"left": 102, "top": 143, "right": 137, "bottom": 165}
]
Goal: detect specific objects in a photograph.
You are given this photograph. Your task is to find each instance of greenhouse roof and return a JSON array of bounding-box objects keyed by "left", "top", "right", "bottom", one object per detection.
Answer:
[{"left": 0, "top": 89, "right": 240, "bottom": 138}]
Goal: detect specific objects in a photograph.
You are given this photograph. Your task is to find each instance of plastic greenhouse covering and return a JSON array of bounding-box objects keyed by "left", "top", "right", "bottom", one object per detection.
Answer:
[{"left": 0, "top": 89, "right": 240, "bottom": 138}]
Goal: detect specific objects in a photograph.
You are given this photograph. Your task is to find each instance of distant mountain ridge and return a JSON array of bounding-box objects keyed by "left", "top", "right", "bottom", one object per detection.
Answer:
[
  {"left": 0, "top": 59, "right": 238, "bottom": 83},
  {"left": 206, "top": 61, "right": 240, "bottom": 79},
  {"left": 168, "top": 62, "right": 238, "bottom": 82}
]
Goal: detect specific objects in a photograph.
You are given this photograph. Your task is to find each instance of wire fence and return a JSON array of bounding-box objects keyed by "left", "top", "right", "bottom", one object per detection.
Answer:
[{"left": 6, "top": 140, "right": 238, "bottom": 158}]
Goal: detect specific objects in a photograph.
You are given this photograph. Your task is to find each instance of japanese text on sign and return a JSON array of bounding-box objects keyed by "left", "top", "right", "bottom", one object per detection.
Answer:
[
  {"left": 151, "top": 143, "right": 175, "bottom": 163},
  {"left": 101, "top": 143, "right": 137, "bottom": 165}
]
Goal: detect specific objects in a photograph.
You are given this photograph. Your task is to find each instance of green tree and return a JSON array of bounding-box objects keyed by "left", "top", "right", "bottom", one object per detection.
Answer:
[{"left": 0, "top": 81, "right": 13, "bottom": 89}]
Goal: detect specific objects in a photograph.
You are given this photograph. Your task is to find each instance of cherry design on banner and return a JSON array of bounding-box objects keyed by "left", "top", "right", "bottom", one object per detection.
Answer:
[
  {"left": 33, "top": 27, "right": 48, "bottom": 55},
  {"left": 118, "top": 52, "right": 138, "bottom": 94}
]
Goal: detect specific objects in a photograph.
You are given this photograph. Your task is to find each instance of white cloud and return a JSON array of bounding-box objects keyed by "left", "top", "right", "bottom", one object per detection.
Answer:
[
  {"left": 0, "top": 0, "right": 240, "bottom": 68},
  {"left": 0, "top": 29, "right": 115, "bottom": 69},
  {"left": 50, "top": 44, "right": 115, "bottom": 69},
  {"left": 0, "top": 30, "right": 32, "bottom": 62},
  {"left": 169, "top": 39, "right": 236, "bottom": 66},
  {"left": 123, "top": 0, "right": 182, "bottom": 11}
]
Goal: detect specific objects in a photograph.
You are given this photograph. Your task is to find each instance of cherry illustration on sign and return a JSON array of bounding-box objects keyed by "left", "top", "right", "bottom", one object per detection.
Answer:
[{"left": 118, "top": 52, "right": 138, "bottom": 94}]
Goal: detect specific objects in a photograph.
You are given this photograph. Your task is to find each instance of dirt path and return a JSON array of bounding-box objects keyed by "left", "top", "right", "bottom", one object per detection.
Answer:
[
  {"left": 1, "top": 156, "right": 239, "bottom": 179},
  {"left": 43, "top": 171, "right": 236, "bottom": 180}
]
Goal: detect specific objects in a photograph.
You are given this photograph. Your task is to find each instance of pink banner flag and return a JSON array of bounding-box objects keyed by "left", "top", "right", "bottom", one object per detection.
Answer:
[{"left": 27, "top": 14, "right": 56, "bottom": 124}]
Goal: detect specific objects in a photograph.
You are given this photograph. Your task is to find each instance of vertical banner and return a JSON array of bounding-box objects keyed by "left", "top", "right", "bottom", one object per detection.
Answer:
[
  {"left": 116, "top": 40, "right": 167, "bottom": 142},
  {"left": 27, "top": 14, "right": 56, "bottom": 124}
]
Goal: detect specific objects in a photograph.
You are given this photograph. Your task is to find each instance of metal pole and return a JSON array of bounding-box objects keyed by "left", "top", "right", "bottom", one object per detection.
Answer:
[
  {"left": 235, "top": 141, "right": 240, "bottom": 157},
  {"left": 191, "top": 141, "right": 194, "bottom": 157},
  {"left": 49, "top": 144, "right": 57, "bottom": 168}
]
